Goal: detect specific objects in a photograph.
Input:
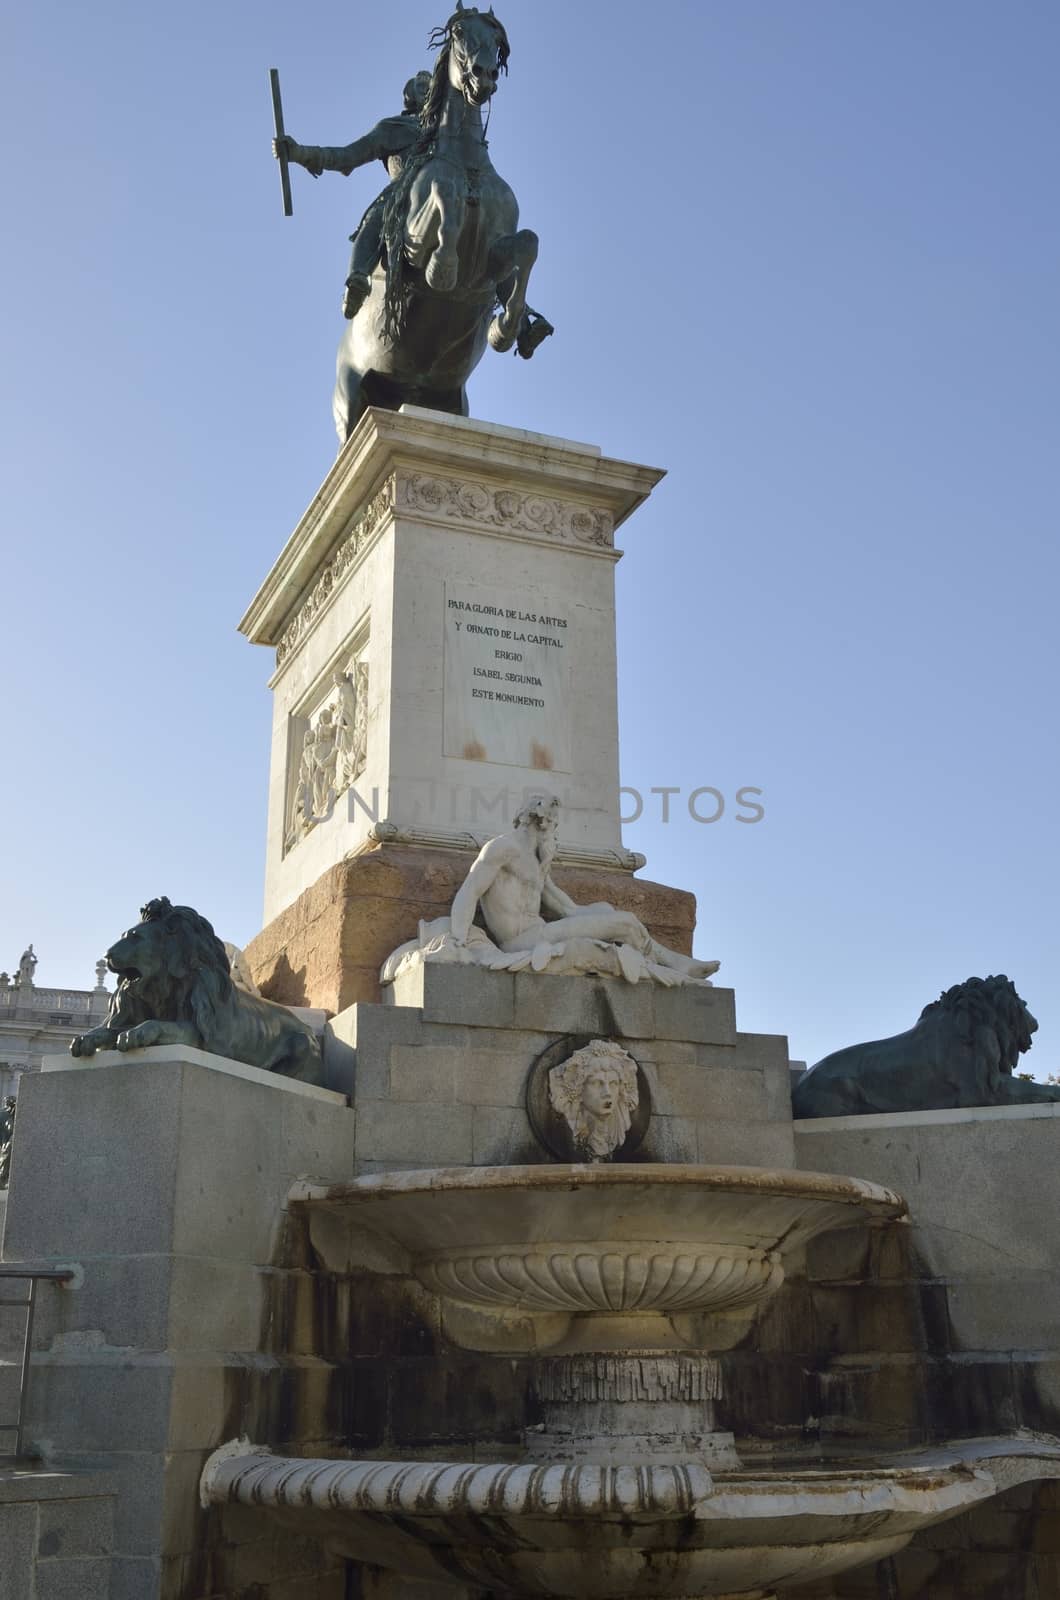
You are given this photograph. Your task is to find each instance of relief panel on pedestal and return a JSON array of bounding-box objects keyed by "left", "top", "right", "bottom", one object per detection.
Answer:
[{"left": 284, "top": 633, "right": 370, "bottom": 854}]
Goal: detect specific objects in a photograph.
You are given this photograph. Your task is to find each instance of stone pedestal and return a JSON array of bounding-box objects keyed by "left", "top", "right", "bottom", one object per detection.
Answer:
[
  {"left": 322, "top": 966, "right": 796, "bottom": 1174},
  {"left": 240, "top": 406, "right": 664, "bottom": 932},
  {"left": 0, "top": 1048, "right": 354, "bottom": 1598}
]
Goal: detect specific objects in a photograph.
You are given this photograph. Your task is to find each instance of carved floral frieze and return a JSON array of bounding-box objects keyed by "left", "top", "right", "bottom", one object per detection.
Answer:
[
  {"left": 401, "top": 472, "right": 613, "bottom": 547},
  {"left": 274, "top": 469, "right": 613, "bottom": 671},
  {"left": 276, "top": 481, "right": 393, "bottom": 668}
]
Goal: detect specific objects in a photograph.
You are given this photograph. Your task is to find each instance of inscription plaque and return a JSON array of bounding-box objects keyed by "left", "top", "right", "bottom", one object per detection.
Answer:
[{"left": 444, "top": 583, "right": 571, "bottom": 771}]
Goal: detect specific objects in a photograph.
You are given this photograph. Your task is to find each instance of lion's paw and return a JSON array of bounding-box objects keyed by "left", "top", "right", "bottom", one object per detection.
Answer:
[{"left": 117, "top": 1021, "right": 162, "bottom": 1052}]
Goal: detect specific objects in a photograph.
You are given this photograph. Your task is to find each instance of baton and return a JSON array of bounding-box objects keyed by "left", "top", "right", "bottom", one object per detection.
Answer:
[{"left": 270, "top": 68, "right": 293, "bottom": 218}]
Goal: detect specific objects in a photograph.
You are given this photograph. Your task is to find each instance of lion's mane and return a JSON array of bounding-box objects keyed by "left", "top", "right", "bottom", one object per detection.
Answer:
[
  {"left": 918, "top": 975, "right": 1035, "bottom": 1079},
  {"left": 105, "top": 897, "right": 235, "bottom": 1043}
]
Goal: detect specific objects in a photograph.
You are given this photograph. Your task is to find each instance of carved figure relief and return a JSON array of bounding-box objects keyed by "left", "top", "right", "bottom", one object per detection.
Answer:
[
  {"left": 288, "top": 656, "right": 370, "bottom": 849},
  {"left": 549, "top": 1040, "right": 640, "bottom": 1160},
  {"left": 334, "top": 661, "right": 369, "bottom": 791}
]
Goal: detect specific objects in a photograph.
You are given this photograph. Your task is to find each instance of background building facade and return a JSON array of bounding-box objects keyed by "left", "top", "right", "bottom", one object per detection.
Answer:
[{"left": 0, "top": 946, "right": 111, "bottom": 1102}]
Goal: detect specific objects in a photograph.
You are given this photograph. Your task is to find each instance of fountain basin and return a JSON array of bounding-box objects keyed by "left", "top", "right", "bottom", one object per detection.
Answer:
[
  {"left": 293, "top": 1163, "right": 905, "bottom": 1347},
  {"left": 201, "top": 1436, "right": 1060, "bottom": 1598}
]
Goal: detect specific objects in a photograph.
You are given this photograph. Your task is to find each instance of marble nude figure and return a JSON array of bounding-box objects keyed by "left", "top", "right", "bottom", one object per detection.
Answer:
[{"left": 382, "top": 796, "right": 720, "bottom": 988}]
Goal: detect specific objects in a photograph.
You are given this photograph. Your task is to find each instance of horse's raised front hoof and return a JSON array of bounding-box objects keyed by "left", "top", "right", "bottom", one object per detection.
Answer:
[
  {"left": 516, "top": 312, "right": 555, "bottom": 360},
  {"left": 426, "top": 254, "right": 458, "bottom": 292},
  {"left": 488, "top": 314, "right": 517, "bottom": 353}
]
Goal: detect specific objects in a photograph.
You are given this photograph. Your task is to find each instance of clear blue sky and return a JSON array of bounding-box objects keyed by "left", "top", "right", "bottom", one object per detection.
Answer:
[{"left": 3, "top": 1, "right": 1058, "bottom": 1072}]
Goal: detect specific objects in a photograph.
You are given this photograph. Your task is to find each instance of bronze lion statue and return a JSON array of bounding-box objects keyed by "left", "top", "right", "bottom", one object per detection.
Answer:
[
  {"left": 71, "top": 898, "right": 323, "bottom": 1084},
  {"left": 793, "top": 974, "right": 1059, "bottom": 1118}
]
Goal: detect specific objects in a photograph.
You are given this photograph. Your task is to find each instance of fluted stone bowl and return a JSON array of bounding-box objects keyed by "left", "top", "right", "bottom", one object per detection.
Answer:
[
  {"left": 293, "top": 1164, "right": 905, "bottom": 1340},
  {"left": 202, "top": 1436, "right": 1060, "bottom": 1599}
]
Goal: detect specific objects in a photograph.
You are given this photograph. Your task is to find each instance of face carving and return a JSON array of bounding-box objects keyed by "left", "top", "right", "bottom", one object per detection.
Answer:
[{"left": 549, "top": 1041, "right": 639, "bottom": 1160}]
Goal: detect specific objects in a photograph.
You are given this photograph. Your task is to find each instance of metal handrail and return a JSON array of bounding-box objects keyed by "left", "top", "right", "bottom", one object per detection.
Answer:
[{"left": 0, "top": 1266, "right": 75, "bottom": 1459}]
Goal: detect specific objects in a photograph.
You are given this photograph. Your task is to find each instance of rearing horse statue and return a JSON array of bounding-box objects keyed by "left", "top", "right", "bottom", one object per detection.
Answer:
[{"left": 275, "top": 6, "right": 551, "bottom": 444}]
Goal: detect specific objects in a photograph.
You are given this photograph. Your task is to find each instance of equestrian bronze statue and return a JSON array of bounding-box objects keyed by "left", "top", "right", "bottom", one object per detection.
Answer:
[{"left": 272, "top": 5, "right": 552, "bottom": 443}]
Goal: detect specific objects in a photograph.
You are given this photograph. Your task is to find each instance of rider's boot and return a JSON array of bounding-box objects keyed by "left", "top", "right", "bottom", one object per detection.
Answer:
[{"left": 342, "top": 272, "right": 372, "bottom": 320}]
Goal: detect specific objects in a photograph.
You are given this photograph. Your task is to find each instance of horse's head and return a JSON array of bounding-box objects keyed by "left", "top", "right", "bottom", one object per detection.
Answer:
[{"left": 432, "top": 4, "right": 510, "bottom": 109}]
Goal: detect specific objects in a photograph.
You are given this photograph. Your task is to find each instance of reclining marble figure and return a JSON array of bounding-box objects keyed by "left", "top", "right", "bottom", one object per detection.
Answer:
[{"left": 381, "top": 795, "right": 720, "bottom": 987}]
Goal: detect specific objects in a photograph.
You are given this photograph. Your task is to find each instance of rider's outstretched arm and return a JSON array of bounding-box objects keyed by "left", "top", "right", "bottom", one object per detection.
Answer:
[
  {"left": 295, "top": 128, "right": 385, "bottom": 177},
  {"left": 289, "top": 116, "right": 421, "bottom": 178}
]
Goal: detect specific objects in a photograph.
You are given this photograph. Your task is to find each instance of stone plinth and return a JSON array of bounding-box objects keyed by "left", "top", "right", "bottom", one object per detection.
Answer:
[
  {"left": 321, "top": 965, "right": 797, "bottom": 1173},
  {"left": 795, "top": 1102, "right": 1060, "bottom": 1356},
  {"left": 789, "top": 1102, "right": 1060, "bottom": 1594},
  {"left": 240, "top": 407, "right": 664, "bottom": 928},
  {"left": 0, "top": 1464, "right": 116, "bottom": 1600},
  {"left": 243, "top": 839, "right": 696, "bottom": 1013},
  {"left": 0, "top": 1048, "right": 354, "bottom": 1598}
]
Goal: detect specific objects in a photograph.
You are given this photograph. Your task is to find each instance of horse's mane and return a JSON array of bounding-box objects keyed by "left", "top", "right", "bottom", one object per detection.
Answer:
[
  {"left": 420, "top": 36, "right": 453, "bottom": 136},
  {"left": 380, "top": 8, "right": 510, "bottom": 339}
]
